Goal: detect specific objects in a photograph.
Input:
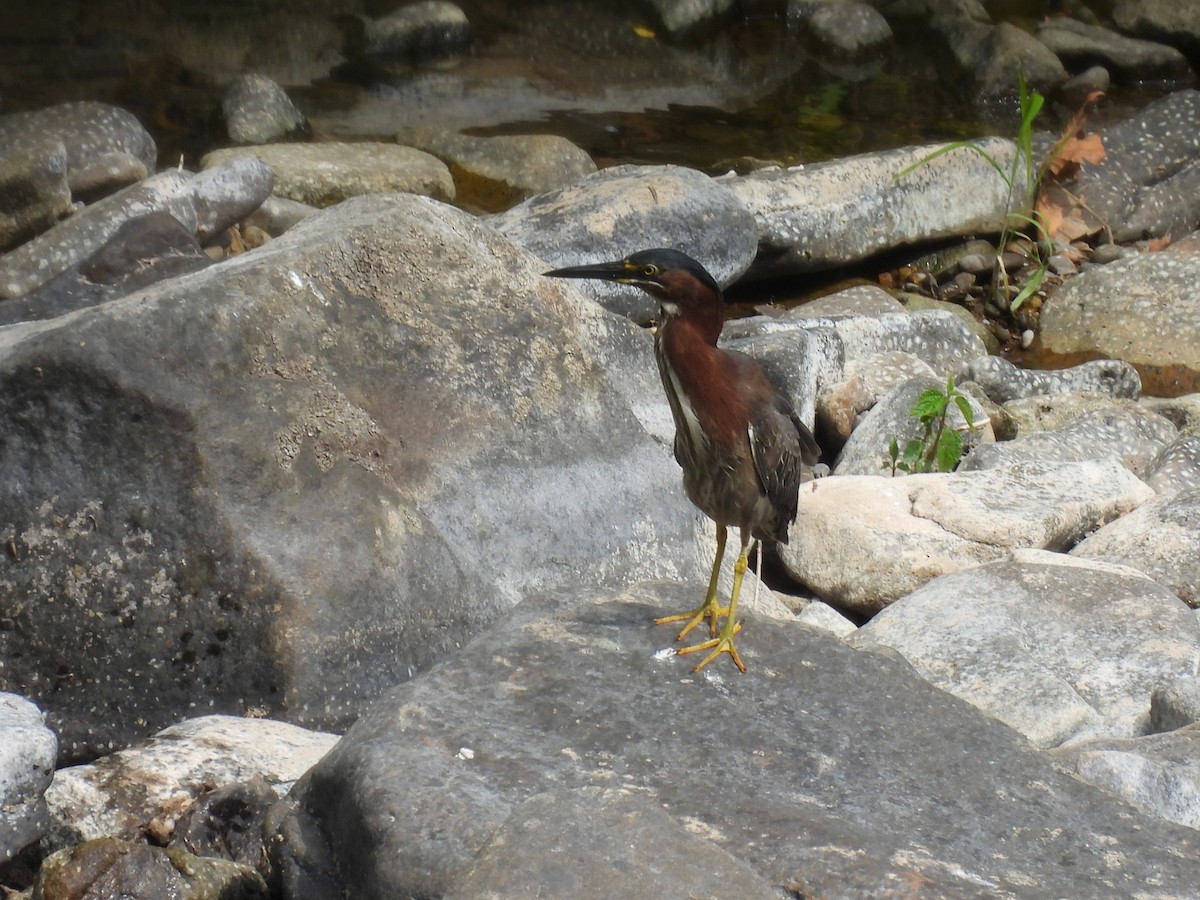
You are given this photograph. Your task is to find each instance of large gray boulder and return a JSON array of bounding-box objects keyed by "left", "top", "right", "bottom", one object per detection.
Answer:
[
  {"left": 0, "top": 102, "right": 156, "bottom": 198},
  {"left": 0, "top": 193, "right": 702, "bottom": 760},
  {"left": 268, "top": 583, "right": 1200, "bottom": 899},
  {"left": 850, "top": 551, "right": 1200, "bottom": 747},
  {"left": 491, "top": 164, "right": 758, "bottom": 323},
  {"left": 1049, "top": 91, "right": 1200, "bottom": 244},
  {"left": 780, "top": 459, "right": 1153, "bottom": 613},
  {"left": 728, "top": 138, "right": 1027, "bottom": 279},
  {"left": 0, "top": 157, "right": 273, "bottom": 299},
  {"left": 1039, "top": 237, "right": 1200, "bottom": 391}
]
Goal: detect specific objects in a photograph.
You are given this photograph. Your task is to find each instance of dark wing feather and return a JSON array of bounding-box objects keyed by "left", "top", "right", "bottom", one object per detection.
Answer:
[{"left": 748, "top": 391, "right": 818, "bottom": 543}]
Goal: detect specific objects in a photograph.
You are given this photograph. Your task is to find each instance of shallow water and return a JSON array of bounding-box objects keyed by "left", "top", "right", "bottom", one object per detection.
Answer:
[{"left": 0, "top": 0, "right": 1185, "bottom": 171}]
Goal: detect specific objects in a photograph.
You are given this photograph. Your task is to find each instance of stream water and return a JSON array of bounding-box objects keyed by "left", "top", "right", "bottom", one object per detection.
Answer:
[{"left": 0, "top": 0, "right": 1182, "bottom": 172}]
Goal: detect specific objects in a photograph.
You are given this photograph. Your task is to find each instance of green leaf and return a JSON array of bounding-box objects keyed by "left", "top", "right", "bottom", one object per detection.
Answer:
[
  {"left": 910, "top": 388, "right": 948, "bottom": 420},
  {"left": 1009, "top": 264, "right": 1046, "bottom": 313},
  {"left": 953, "top": 394, "right": 976, "bottom": 429},
  {"left": 895, "top": 141, "right": 1009, "bottom": 183},
  {"left": 936, "top": 428, "right": 964, "bottom": 472},
  {"left": 902, "top": 439, "right": 925, "bottom": 470}
]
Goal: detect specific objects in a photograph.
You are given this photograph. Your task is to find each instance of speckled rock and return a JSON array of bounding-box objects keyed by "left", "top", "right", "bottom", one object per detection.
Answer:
[
  {"left": 786, "top": 283, "right": 904, "bottom": 318},
  {"left": 850, "top": 551, "right": 1200, "bottom": 747},
  {"left": 1072, "top": 487, "right": 1200, "bottom": 608},
  {"left": 0, "top": 211, "right": 212, "bottom": 327},
  {"left": 397, "top": 126, "right": 595, "bottom": 212},
  {"left": 965, "top": 355, "right": 1141, "bottom": 404},
  {"left": 0, "top": 694, "right": 56, "bottom": 864},
  {"left": 996, "top": 391, "right": 1144, "bottom": 440},
  {"left": 1050, "top": 91, "right": 1200, "bottom": 243},
  {"left": 1040, "top": 238, "right": 1200, "bottom": 390},
  {"left": 222, "top": 73, "right": 310, "bottom": 145},
  {"left": 960, "top": 406, "right": 1177, "bottom": 477},
  {"left": 725, "top": 307, "right": 988, "bottom": 452},
  {"left": 0, "top": 140, "right": 71, "bottom": 252},
  {"left": 1143, "top": 435, "right": 1200, "bottom": 494},
  {"left": 1141, "top": 392, "right": 1200, "bottom": 436},
  {"left": 725, "top": 308, "right": 987, "bottom": 376},
  {"left": 818, "top": 351, "right": 938, "bottom": 443},
  {"left": 490, "top": 164, "right": 757, "bottom": 322},
  {"left": 202, "top": 142, "right": 453, "bottom": 208},
  {"left": 363, "top": 0, "right": 471, "bottom": 59},
  {"left": 0, "top": 102, "right": 156, "bottom": 198},
  {"left": 44, "top": 716, "right": 338, "bottom": 851},
  {"left": 727, "top": 137, "right": 1026, "bottom": 279},
  {"left": 780, "top": 459, "right": 1153, "bottom": 614},
  {"left": 0, "top": 170, "right": 194, "bottom": 298},
  {"left": 0, "top": 157, "right": 273, "bottom": 299},
  {"left": 1035, "top": 18, "right": 1189, "bottom": 80},
  {"left": 1054, "top": 728, "right": 1200, "bottom": 830}
]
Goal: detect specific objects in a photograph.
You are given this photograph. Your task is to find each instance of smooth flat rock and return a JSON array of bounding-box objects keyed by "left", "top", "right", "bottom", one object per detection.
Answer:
[
  {"left": 270, "top": 583, "right": 1200, "bottom": 898},
  {"left": 851, "top": 551, "right": 1200, "bottom": 747}
]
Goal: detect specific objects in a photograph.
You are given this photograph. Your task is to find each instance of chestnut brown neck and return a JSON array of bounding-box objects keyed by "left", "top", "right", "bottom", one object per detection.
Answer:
[{"left": 655, "top": 269, "right": 724, "bottom": 346}]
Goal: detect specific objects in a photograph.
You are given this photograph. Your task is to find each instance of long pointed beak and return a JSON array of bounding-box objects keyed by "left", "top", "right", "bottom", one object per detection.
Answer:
[{"left": 543, "top": 260, "right": 631, "bottom": 283}]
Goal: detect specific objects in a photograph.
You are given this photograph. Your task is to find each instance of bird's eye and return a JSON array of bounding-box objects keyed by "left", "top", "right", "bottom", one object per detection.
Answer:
[{"left": 642, "top": 264, "right": 659, "bottom": 276}]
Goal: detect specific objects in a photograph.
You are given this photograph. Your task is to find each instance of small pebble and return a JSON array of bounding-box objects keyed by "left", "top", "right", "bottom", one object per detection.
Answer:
[
  {"left": 958, "top": 252, "right": 994, "bottom": 275},
  {"left": 1047, "top": 255, "right": 1077, "bottom": 276},
  {"left": 1091, "top": 243, "right": 1126, "bottom": 264}
]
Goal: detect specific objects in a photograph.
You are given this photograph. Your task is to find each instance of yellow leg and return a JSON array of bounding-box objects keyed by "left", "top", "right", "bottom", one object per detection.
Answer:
[
  {"left": 655, "top": 524, "right": 728, "bottom": 640},
  {"left": 677, "top": 530, "right": 750, "bottom": 673}
]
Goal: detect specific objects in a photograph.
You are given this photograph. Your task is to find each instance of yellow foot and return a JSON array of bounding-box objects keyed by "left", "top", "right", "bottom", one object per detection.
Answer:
[
  {"left": 676, "top": 620, "right": 746, "bottom": 673},
  {"left": 654, "top": 601, "right": 728, "bottom": 641}
]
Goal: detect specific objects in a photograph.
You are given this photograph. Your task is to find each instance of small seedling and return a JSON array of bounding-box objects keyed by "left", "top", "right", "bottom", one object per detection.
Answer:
[
  {"left": 896, "top": 69, "right": 1050, "bottom": 313},
  {"left": 884, "top": 376, "right": 978, "bottom": 475}
]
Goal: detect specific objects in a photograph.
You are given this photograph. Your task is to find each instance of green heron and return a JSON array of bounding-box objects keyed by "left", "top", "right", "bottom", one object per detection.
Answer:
[{"left": 545, "top": 249, "right": 819, "bottom": 673}]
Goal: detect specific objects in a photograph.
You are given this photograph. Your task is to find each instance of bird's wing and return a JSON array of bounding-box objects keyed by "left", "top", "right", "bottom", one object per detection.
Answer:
[{"left": 747, "top": 395, "right": 813, "bottom": 529}]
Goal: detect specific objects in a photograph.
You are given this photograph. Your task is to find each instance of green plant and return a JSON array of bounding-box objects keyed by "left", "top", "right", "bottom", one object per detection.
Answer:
[
  {"left": 896, "top": 69, "right": 1050, "bottom": 313},
  {"left": 884, "top": 376, "right": 978, "bottom": 475}
]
